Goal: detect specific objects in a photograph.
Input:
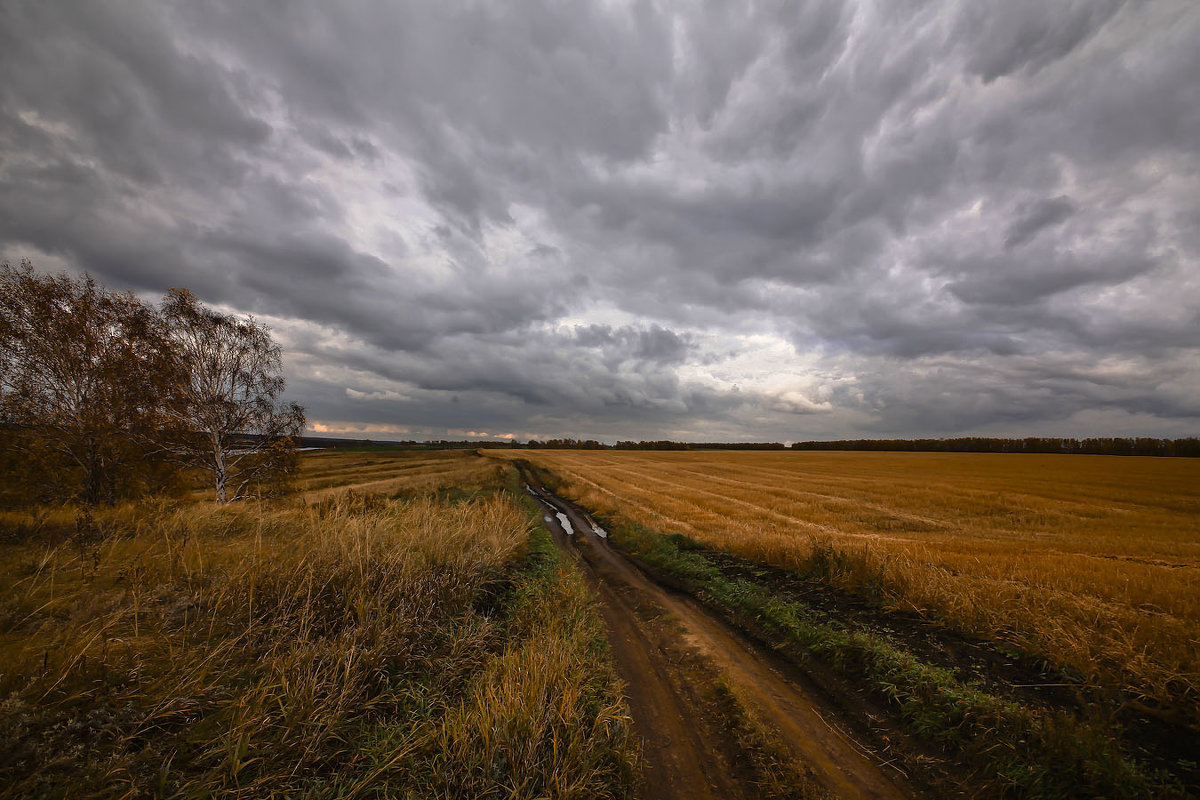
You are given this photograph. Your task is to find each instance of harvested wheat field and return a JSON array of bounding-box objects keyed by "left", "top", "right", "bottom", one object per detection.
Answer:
[
  {"left": 512, "top": 450, "right": 1200, "bottom": 727},
  {"left": 296, "top": 447, "right": 509, "bottom": 497}
]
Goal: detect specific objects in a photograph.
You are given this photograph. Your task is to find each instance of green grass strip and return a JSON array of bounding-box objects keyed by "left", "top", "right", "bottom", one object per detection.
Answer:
[{"left": 614, "top": 524, "right": 1183, "bottom": 799}]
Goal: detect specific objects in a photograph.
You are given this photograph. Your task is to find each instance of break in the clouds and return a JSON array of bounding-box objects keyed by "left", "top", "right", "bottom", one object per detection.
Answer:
[{"left": 2, "top": 1, "right": 1198, "bottom": 441}]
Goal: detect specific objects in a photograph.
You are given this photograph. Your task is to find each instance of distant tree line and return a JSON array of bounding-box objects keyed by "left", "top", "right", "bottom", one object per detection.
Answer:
[
  {"left": 0, "top": 260, "right": 304, "bottom": 506},
  {"left": 613, "top": 440, "right": 691, "bottom": 450},
  {"left": 527, "top": 438, "right": 611, "bottom": 450},
  {"left": 790, "top": 437, "right": 1200, "bottom": 457},
  {"left": 519, "top": 440, "right": 787, "bottom": 450},
  {"left": 501, "top": 437, "right": 1199, "bottom": 455},
  {"left": 294, "top": 438, "right": 515, "bottom": 450},
  {"left": 691, "top": 442, "right": 788, "bottom": 450}
]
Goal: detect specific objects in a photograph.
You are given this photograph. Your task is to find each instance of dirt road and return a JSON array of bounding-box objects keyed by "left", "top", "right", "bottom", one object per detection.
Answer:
[{"left": 520, "top": 469, "right": 913, "bottom": 800}]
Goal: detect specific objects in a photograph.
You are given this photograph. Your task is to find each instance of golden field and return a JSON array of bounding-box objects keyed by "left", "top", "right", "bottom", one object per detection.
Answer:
[
  {"left": 0, "top": 450, "right": 636, "bottom": 799},
  {"left": 296, "top": 447, "right": 510, "bottom": 497},
  {"left": 505, "top": 450, "right": 1200, "bottom": 717}
]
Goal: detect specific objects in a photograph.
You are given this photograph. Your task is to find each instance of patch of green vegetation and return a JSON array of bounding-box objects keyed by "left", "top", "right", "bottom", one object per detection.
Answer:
[
  {"left": 611, "top": 522, "right": 1184, "bottom": 799},
  {"left": 430, "top": 484, "right": 502, "bottom": 504},
  {"left": 513, "top": 461, "right": 564, "bottom": 495}
]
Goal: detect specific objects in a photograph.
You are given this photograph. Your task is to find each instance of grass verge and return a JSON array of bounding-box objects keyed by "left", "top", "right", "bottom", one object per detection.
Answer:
[{"left": 0, "top": 486, "right": 637, "bottom": 798}]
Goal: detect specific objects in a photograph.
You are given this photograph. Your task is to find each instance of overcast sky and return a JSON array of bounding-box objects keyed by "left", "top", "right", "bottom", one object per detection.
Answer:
[{"left": 2, "top": 1, "right": 1198, "bottom": 441}]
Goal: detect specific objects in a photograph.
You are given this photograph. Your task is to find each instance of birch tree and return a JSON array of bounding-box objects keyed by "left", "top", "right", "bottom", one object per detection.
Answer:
[
  {"left": 0, "top": 260, "right": 180, "bottom": 504},
  {"left": 161, "top": 289, "right": 305, "bottom": 502}
]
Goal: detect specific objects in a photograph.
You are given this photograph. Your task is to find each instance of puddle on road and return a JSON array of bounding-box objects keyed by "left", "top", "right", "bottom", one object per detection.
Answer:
[
  {"left": 556, "top": 512, "right": 574, "bottom": 535},
  {"left": 592, "top": 523, "right": 608, "bottom": 538}
]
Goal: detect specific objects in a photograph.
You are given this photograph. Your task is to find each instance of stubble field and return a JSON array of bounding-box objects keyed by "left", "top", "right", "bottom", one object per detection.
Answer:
[{"left": 513, "top": 450, "right": 1200, "bottom": 724}]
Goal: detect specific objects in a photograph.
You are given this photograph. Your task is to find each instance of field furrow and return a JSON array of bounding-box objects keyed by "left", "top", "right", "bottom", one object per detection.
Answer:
[{"left": 511, "top": 450, "right": 1200, "bottom": 717}]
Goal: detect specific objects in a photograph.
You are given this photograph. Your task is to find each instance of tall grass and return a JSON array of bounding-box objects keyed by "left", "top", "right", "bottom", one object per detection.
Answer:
[{"left": 0, "top": 452, "right": 636, "bottom": 798}]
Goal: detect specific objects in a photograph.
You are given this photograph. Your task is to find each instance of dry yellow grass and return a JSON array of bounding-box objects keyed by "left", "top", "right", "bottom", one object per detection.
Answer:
[
  {"left": 0, "top": 450, "right": 637, "bottom": 798},
  {"left": 502, "top": 450, "right": 1200, "bottom": 716}
]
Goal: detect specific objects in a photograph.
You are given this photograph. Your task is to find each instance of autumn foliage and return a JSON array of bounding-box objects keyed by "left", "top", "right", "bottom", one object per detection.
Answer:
[{"left": 0, "top": 260, "right": 304, "bottom": 505}]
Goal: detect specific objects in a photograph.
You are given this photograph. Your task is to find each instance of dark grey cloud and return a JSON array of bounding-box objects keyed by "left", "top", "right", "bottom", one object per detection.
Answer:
[
  {"left": 1004, "top": 196, "right": 1077, "bottom": 250},
  {"left": 957, "top": 0, "right": 1125, "bottom": 84},
  {"left": 2, "top": 0, "right": 1197, "bottom": 440},
  {"left": 573, "top": 324, "right": 693, "bottom": 366}
]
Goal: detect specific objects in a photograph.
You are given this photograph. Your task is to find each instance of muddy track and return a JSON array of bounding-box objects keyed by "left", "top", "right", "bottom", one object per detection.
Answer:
[{"left": 520, "top": 468, "right": 914, "bottom": 800}]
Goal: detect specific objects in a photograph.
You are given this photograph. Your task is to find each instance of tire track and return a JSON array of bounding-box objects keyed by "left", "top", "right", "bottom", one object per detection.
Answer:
[{"left": 521, "top": 468, "right": 913, "bottom": 800}]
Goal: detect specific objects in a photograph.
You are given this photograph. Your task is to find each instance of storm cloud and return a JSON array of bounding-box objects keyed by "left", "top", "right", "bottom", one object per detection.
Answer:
[{"left": 2, "top": 1, "right": 1197, "bottom": 440}]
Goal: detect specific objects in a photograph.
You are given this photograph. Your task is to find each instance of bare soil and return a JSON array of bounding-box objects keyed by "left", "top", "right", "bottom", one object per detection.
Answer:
[{"left": 521, "top": 469, "right": 922, "bottom": 800}]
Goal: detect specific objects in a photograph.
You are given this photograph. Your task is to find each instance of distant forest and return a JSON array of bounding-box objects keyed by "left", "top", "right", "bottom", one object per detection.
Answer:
[
  {"left": 302, "top": 436, "right": 1200, "bottom": 457},
  {"left": 790, "top": 437, "right": 1200, "bottom": 457}
]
